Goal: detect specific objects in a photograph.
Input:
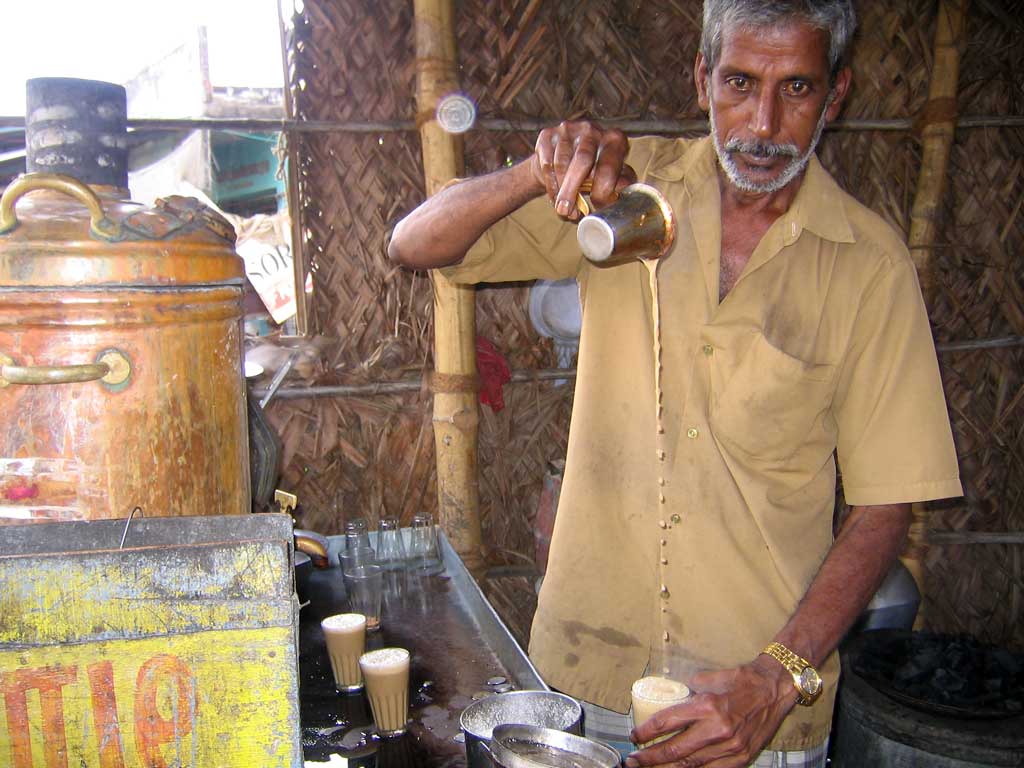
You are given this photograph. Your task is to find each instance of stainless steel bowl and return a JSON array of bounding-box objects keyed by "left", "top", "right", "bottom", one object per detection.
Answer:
[
  {"left": 489, "top": 724, "right": 622, "bottom": 768},
  {"left": 460, "top": 690, "right": 583, "bottom": 768}
]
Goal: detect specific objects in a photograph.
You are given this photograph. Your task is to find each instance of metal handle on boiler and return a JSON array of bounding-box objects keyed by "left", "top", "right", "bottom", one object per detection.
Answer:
[
  {"left": 0, "top": 172, "right": 121, "bottom": 240},
  {"left": 0, "top": 349, "right": 131, "bottom": 388}
]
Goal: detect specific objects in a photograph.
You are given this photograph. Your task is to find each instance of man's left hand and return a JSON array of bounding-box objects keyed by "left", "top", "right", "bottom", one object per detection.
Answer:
[{"left": 625, "top": 657, "right": 797, "bottom": 768}]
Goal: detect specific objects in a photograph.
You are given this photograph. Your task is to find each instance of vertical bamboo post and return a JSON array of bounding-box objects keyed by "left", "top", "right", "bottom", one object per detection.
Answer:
[
  {"left": 904, "top": 0, "right": 969, "bottom": 624},
  {"left": 413, "top": 0, "right": 485, "bottom": 575},
  {"left": 277, "top": 0, "right": 310, "bottom": 336}
]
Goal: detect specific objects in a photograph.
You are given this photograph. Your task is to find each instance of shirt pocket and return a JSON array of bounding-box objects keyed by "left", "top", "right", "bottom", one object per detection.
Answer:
[{"left": 708, "top": 332, "right": 835, "bottom": 461}]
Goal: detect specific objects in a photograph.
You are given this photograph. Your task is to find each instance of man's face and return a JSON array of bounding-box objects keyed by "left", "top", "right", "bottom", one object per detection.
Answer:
[{"left": 695, "top": 21, "right": 851, "bottom": 195}]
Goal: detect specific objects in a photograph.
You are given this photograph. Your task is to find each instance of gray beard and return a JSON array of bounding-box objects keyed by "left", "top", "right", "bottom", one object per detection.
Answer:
[{"left": 710, "top": 97, "right": 830, "bottom": 195}]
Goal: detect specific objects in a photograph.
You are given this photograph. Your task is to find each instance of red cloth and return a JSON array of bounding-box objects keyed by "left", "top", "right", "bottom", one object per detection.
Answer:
[{"left": 476, "top": 336, "right": 511, "bottom": 412}]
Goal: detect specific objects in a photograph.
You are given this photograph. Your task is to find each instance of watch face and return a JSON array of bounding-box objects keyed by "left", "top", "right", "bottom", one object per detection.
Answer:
[{"left": 799, "top": 667, "right": 822, "bottom": 696}]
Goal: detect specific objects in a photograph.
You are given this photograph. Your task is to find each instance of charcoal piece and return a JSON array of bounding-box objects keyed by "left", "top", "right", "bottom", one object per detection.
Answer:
[
  {"left": 932, "top": 668, "right": 966, "bottom": 695},
  {"left": 851, "top": 629, "right": 1024, "bottom": 718}
]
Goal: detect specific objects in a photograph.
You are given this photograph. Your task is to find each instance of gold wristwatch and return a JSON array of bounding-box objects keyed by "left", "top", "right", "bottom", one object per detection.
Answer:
[{"left": 761, "top": 642, "right": 823, "bottom": 706}]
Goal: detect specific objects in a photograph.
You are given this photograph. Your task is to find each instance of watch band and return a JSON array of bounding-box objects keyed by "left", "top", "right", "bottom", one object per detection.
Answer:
[
  {"left": 760, "top": 642, "right": 822, "bottom": 706},
  {"left": 762, "top": 642, "right": 807, "bottom": 674}
]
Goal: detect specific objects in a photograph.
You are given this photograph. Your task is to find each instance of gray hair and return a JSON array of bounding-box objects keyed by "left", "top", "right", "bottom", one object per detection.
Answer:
[{"left": 700, "top": 0, "right": 857, "bottom": 78}]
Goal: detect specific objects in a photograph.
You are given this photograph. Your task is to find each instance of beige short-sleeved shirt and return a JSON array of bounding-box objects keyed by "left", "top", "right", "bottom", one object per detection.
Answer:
[{"left": 442, "top": 136, "right": 962, "bottom": 750}]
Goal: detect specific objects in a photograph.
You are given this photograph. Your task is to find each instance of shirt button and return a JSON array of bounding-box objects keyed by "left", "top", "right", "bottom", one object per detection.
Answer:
[
  {"left": 658, "top": 520, "right": 667, "bottom": 529},
  {"left": 687, "top": 428, "right": 699, "bottom": 439},
  {"left": 660, "top": 586, "right": 670, "bottom": 599},
  {"left": 660, "top": 557, "right": 668, "bottom": 565},
  {"left": 670, "top": 514, "right": 681, "bottom": 524},
  {"left": 702, "top": 344, "right": 714, "bottom": 356}
]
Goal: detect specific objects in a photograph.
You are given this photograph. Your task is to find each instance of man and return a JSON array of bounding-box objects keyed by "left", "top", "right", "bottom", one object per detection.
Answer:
[{"left": 389, "top": 1, "right": 962, "bottom": 766}]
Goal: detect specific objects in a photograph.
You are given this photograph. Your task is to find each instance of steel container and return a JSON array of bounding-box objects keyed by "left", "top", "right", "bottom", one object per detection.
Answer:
[
  {"left": 460, "top": 690, "right": 583, "bottom": 768},
  {"left": 487, "top": 725, "right": 622, "bottom": 768},
  {"left": 576, "top": 182, "right": 676, "bottom": 264}
]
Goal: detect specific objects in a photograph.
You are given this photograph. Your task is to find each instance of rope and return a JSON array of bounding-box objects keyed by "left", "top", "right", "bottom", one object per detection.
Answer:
[
  {"left": 913, "top": 97, "right": 959, "bottom": 136},
  {"left": 429, "top": 371, "right": 479, "bottom": 394}
]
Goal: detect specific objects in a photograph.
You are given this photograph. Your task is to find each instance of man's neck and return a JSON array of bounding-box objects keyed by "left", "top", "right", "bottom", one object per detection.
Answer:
[
  {"left": 717, "top": 165, "right": 805, "bottom": 219},
  {"left": 715, "top": 164, "right": 807, "bottom": 301}
]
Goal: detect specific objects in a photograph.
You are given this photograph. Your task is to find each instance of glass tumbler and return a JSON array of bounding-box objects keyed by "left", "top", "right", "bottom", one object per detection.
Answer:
[
  {"left": 339, "top": 545, "right": 376, "bottom": 576},
  {"left": 408, "top": 514, "right": 443, "bottom": 574},
  {"left": 631, "top": 645, "right": 711, "bottom": 746},
  {"left": 359, "top": 647, "right": 411, "bottom": 737},
  {"left": 346, "top": 564, "right": 383, "bottom": 632},
  {"left": 630, "top": 675, "right": 691, "bottom": 746},
  {"left": 321, "top": 613, "right": 367, "bottom": 693},
  {"left": 344, "top": 518, "right": 371, "bottom": 551},
  {"left": 377, "top": 517, "right": 408, "bottom": 570}
]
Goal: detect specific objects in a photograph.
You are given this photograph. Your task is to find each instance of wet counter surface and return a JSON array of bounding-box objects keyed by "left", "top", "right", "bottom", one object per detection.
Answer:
[{"left": 299, "top": 534, "right": 546, "bottom": 767}]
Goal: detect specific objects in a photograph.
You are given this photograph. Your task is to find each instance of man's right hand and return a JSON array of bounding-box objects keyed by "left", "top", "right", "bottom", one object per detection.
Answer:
[
  {"left": 389, "top": 120, "right": 635, "bottom": 270},
  {"left": 530, "top": 121, "right": 636, "bottom": 221}
]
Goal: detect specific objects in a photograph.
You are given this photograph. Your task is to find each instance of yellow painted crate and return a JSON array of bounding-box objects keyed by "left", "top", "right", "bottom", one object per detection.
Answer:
[{"left": 0, "top": 514, "right": 302, "bottom": 768}]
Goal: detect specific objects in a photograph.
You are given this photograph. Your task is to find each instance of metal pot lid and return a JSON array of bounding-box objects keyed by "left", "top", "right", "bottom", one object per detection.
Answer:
[
  {"left": 0, "top": 174, "right": 243, "bottom": 288},
  {"left": 490, "top": 725, "right": 621, "bottom": 768},
  {"left": 460, "top": 690, "right": 582, "bottom": 740}
]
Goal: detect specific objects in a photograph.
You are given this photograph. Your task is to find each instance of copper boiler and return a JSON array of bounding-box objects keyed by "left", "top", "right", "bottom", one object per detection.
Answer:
[{"left": 0, "top": 78, "right": 250, "bottom": 523}]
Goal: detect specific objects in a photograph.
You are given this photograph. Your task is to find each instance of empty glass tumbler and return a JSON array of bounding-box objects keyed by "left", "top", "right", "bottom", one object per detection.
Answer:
[
  {"left": 377, "top": 517, "right": 408, "bottom": 570},
  {"left": 346, "top": 564, "right": 383, "bottom": 631},
  {"left": 408, "top": 514, "right": 443, "bottom": 574},
  {"left": 339, "top": 545, "right": 376, "bottom": 576},
  {"left": 344, "top": 518, "right": 371, "bottom": 550}
]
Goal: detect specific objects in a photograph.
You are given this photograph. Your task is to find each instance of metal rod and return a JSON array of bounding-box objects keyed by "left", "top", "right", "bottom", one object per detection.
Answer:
[
  {"left": 936, "top": 335, "right": 1024, "bottom": 352},
  {"left": 119, "top": 506, "right": 143, "bottom": 550},
  {"left": 251, "top": 333, "right": 1024, "bottom": 401},
  {"left": 485, "top": 564, "right": 541, "bottom": 579},
  {"left": 254, "top": 379, "right": 420, "bottom": 400},
  {"left": 1, "top": 115, "right": 1022, "bottom": 135},
  {"left": 929, "top": 531, "right": 1024, "bottom": 544},
  {"left": 250, "top": 367, "right": 575, "bottom": 400}
]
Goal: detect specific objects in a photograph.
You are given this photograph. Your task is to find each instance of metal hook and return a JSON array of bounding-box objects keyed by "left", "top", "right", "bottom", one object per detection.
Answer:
[{"left": 119, "top": 506, "right": 143, "bottom": 550}]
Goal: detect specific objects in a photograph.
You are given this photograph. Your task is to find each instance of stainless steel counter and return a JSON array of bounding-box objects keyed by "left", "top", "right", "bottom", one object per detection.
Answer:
[{"left": 300, "top": 532, "right": 545, "bottom": 766}]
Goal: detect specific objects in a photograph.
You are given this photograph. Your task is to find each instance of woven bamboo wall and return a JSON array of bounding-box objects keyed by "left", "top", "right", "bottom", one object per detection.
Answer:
[
  {"left": 277, "top": 0, "right": 1023, "bottom": 650},
  {"left": 923, "top": 0, "right": 1024, "bottom": 648}
]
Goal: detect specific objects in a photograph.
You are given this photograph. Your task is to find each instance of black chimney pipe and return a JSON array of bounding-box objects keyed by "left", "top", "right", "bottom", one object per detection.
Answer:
[{"left": 25, "top": 78, "right": 128, "bottom": 189}]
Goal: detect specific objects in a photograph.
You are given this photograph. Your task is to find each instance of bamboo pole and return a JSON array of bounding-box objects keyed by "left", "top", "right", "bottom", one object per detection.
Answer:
[
  {"left": 909, "top": 0, "right": 969, "bottom": 298},
  {"left": 413, "top": 0, "right": 484, "bottom": 576},
  {"left": 904, "top": 0, "right": 970, "bottom": 626},
  {"left": 276, "top": 0, "right": 310, "bottom": 335}
]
